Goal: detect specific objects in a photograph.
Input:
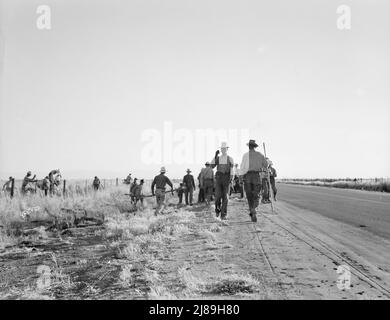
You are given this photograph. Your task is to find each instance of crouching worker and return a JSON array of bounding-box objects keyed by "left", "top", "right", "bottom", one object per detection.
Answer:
[
  {"left": 151, "top": 167, "right": 174, "bottom": 216},
  {"left": 2, "top": 177, "right": 14, "bottom": 197}
]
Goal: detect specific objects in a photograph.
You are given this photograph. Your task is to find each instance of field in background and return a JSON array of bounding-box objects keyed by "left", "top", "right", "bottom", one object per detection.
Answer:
[{"left": 279, "top": 178, "right": 390, "bottom": 193}]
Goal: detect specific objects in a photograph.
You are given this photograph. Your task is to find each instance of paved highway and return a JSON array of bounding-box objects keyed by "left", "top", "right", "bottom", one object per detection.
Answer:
[{"left": 277, "top": 183, "right": 390, "bottom": 239}]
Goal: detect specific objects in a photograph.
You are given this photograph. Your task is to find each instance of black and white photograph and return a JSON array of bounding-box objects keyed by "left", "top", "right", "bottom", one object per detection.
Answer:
[{"left": 0, "top": 0, "right": 389, "bottom": 304}]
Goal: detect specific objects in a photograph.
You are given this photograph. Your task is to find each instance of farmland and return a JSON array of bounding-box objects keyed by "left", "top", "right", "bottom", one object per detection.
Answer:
[{"left": 1, "top": 181, "right": 390, "bottom": 299}]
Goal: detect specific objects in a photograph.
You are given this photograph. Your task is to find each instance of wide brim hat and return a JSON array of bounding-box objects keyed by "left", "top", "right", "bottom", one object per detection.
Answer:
[
  {"left": 220, "top": 142, "right": 229, "bottom": 149},
  {"left": 186, "top": 169, "right": 191, "bottom": 173},
  {"left": 247, "top": 139, "right": 258, "bottom": 147},
  {"left": 160, "top": 167, "right": 166, "bottom": 173},
  {"left": 205, "top": 161, "right": 210, "bottom": 166}
]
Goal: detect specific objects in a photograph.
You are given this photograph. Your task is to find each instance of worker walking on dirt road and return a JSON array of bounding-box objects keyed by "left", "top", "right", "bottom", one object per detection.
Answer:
[
  {"left": 177, "top": 183, "right": 186, "bottom": 205},
  {"left": 151, "top": 167, "right": 174, "bottom": 216},
  {"left": 133, "top": 179, "right": 145, "bottom": 208},
  {"left": 268, "top": 160, "right": 277, "bottom": 201},
  {"left": 199, "top": 162, "right": 214, "bottom": 205},
  {"left": 197, "top": 171, "right": 205, "bottom": 203},
  {"left": 130, "top": 178, "right": 138, "bottom": 202},
  {"left": 239, "top": 139, "right": 268, "bottom": 222},
  {"left": 210, "top": 142, "right": 234, "bottom": 220},
  {"left": 183, "top": 169, "right": 196, "bottom": 206}
]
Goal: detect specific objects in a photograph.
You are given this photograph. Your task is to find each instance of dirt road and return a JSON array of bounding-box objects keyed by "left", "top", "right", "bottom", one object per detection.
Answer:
[{"left": 144, "top": 191, "right": 390, "bottom": 299}]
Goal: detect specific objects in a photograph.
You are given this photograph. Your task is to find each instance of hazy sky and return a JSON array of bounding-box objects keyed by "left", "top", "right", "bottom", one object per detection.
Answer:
[{"left": 0, "top": 0, "right": 389, "bottom": 179}]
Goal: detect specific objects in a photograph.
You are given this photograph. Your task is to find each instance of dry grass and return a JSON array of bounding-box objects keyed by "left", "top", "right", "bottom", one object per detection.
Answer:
[
  {"left": 178, "top": 266, "right": 261, "bottom": 297},
  {"left": 0, "top": 184, "right": 135, "bottom": 247}
]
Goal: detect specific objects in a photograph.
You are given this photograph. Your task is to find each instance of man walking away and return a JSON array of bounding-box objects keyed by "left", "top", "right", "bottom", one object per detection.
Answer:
[
  {"left": 130, "top": 178, "right": 138, "bottom": 203},
  {"left": 183, "top": 169, "right": 196, "bottom": 205},
  {"left": 260, "top": 164, "right": 270, "bottom": 204},
  {"left": 151, "top": 167, "right": 174, "bottom": 215},
  {"left": 177, "top": 183, "right": 185, "bottom": 205},
  {"left": 93, "top": 176, "right": 101, "bottom": 191},
  {"left": 210, "top": 142, "right": 234, "bottom": 220},
  {"left": 197, "top": 171, "right": 205, "bottom": 203},
  {"left": 268, "top": 160, "right": 277, "bottom": 201},
  {"left": 199, "top": 162, "right": 214, "bottom": 205},
  {"left": 239, "top": 139, "right": 268, "bottom": 222},
  {"left": 21, "top": 171, "right": 37, "bottom": 195},
  {"left": 134, "top": 179, "right": 145, "bottom": 209}
]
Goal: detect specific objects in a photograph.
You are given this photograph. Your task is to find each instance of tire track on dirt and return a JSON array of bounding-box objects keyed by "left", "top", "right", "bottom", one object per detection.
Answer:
[
  {"left": 260, "top": 209, "right": 390, "bottom": 298},
  {"left": 225, "top": 198, "right": 287, "bottom": 299}
]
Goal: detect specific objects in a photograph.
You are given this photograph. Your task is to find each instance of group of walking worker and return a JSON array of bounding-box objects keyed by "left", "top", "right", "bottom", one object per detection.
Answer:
[{"left": 150, "top": 139, "right": 277, "bottom": 223}]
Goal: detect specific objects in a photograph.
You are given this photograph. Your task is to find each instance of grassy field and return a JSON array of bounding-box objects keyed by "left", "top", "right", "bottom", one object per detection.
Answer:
[
  {"left": 279, "top": 178, "right": 390, "bottom": 193},
  {"left": 0, "top": 180, "right": 258, "bottom": 299}
]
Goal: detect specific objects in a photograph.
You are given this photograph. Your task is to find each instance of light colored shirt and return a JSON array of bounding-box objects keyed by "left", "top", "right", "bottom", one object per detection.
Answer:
[
  {"left": 210, "top": 154, "right": 234, "bottom": 175},
  {"left": 200, "top": 167, "right": 214, "bottom": 181},
  {"left": 239, "top": 150, "right": 268, "bottom": 176}
]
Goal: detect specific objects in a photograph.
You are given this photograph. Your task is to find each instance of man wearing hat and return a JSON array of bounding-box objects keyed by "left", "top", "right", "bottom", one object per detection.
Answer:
[
  {"left": 183, "top": 169, "right": 196, "bottom": 205},
  {"left": 210, "top": 142, "right": 234, "bottom": 219},
  {"left": 268, "top": 160, "right": 277, "bottom": 201},
  {"left": 129, "top": 178, "right": 138, "bottom": 202},
  {"left": 151, "top": 167, "right": 174, "bottom": 215},
  {"left": 239, "top": 139, "right": 268, "bottom": 222},
  {"left": 199, "top": 161, "right": 214, "bottom": 205}
]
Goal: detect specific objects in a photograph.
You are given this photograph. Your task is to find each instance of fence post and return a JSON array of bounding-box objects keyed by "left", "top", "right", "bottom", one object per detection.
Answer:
[
  {"left": 103, "top": 179, "right": 106, "bottom": 189},
  {"left": 85, "top": 179, "right": 88, "bottom": 193},
  {"left": 10, "top": 178, "right": 15, "bottom": 199},
  {"left": 63, "top": 179, "right": 66, "bottom": 197},
  {"left": 116, "top": 178, "right": 118, "bottom": 186}
]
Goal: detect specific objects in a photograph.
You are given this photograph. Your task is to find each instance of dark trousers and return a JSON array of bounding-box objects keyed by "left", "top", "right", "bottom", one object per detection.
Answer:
[
  {"left": 198, "top": 187, "right": 205, "bottom": 203},
  {"left": 244, "top": 172, "right": 261, "bottom": 210},
  {"left": 185, "top": 187, "right": 194, "bottom": 205},
  {"left": 203, "top": 179, "right": 214, "bottom": 203},
  {"left": 49, "top": 183, "right": 55, "bottom": 196},
  {"left": 178, "top": 192, "right": 183, "bottom": 204},
  {"left": 261, "top": 177, "right": 269, "bottom": 201},
  {"left": 215, "top": 172, "right": 230, "bottom": 217}
]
